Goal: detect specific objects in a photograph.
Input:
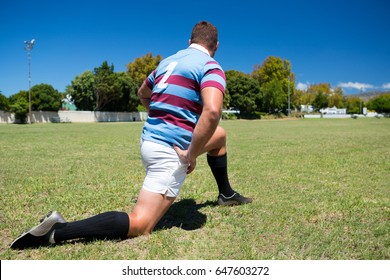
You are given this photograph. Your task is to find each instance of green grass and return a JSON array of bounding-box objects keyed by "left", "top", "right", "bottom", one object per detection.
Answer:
[{"left": 1, "top": 119, "right": 389, "bottom": 260}]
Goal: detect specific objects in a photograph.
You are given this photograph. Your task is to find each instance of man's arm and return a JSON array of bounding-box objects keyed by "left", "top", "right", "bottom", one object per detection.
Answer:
[
  {"left": 138, "top": 81, "right": 152, "bottom": 112},
  {"left": 175, "top": 86, "right": 223, "bottom": 174},
  {"left": 189, "top": 87, "right": 223, "bottom": 158}
]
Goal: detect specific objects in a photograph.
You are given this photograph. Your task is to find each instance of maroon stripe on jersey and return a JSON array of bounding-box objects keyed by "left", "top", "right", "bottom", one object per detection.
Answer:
[
  {"left": 149, "top": 109, "right": 195, "bottom": 132},
  {"left": 151, "top": 93, "right": 203, "bottom": 115},
  {"left": 205, "top": 68, "right": 226, "bottom": 80},
  {"left": 168, "top": 75, "right": 200, "bottom": 91},
  {"left": 145, "top": 78, "right": 153, "bottom": 89},
  {"left": 206, "top": 61, "right": 219, "bottom": 65},
  {"left": 201, "top": 81, "right": 225, "bottom": 94},
  {"left": 145, "top": 70, "right": 156, "bottom": 89}
]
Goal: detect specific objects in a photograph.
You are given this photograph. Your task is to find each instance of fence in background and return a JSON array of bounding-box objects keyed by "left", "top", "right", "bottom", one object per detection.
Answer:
[{"left": 0, "top": 110, "right": 148, "bottom": 124}]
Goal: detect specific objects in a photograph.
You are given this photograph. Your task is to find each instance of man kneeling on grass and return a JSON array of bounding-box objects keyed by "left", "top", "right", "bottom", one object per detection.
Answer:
[{"left": 11, "top": 21, "right": 252, "bottom": 250}]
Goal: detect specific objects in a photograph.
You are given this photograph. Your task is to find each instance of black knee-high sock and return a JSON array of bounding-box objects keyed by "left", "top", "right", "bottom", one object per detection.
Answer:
[
  {"left": 53, "top": 211, "right": 129, "bottom": 243},
  {"left": 207, "top": 153, "right": 235, "bottom": 197}
]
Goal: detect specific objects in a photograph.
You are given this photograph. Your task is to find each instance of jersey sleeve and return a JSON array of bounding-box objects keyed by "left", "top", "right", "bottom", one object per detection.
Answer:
[
  {"left": 200, "top": 61, "right": 226, "bottom": 94},
  {"left": 145, "top": 69, "right": 157, "bottom": 90}
]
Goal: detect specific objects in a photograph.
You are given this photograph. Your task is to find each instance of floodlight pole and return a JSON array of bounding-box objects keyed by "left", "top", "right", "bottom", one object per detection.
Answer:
[{"left": 24, "top": 39, "right": 35, "bottom": 124}]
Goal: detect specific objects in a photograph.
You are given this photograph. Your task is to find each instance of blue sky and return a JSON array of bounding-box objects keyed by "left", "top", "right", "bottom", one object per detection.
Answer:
[{"left": 1, "top": 0, "right": 389, "bottom": 97}]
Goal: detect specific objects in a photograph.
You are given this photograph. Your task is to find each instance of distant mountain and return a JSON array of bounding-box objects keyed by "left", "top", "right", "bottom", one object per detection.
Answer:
[{"left": 345, "top": 90, "right": 390, "bottom": 102}]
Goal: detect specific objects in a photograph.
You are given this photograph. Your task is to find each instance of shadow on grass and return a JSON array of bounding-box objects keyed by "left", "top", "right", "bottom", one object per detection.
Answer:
[
  {"left": 154, "top": 199, "right": 216, "bottom": 231},
  {"left": 64, "top": 199, "right": 214, "bottom": 248}
]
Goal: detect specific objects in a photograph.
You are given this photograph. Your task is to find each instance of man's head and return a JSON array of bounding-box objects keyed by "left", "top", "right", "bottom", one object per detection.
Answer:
[{"left": 190, "top": 21, "right": 219, "bottom": 57}]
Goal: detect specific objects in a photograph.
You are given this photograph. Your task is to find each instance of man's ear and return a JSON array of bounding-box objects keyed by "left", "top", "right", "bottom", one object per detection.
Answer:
[{"left": 188, "top": 39, "right": 192, "bottom": 46}]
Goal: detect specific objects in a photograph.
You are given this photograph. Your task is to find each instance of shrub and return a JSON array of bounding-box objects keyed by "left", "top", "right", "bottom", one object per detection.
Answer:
[
  {"left": 222, "top": 112, "right": 238, "bottom": 120},
  {"left": 10, "top": 98, "right": 29, "bottom": 123}
]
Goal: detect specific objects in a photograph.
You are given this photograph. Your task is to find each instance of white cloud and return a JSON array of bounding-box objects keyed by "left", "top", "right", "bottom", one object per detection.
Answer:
[
  {"left": 382, "top": 83, "right": 390, "bottom": 89},
  {"left": 296, "top": 82, "right": 309, "bottom": 91},
  {"left": 338, "top": 82, "right": 375, "bottom": 91}
]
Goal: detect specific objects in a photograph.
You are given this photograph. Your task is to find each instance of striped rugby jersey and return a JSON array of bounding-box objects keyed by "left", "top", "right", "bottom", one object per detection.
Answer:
[{"left": 141, "top": 44, "right": 226, "bottom": 150}]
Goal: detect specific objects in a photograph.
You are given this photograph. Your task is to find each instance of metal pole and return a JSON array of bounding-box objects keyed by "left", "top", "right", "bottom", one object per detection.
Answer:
[
  {"left": 28, "top": 48, "right": 32, "bottom": 124},
  {"left": 24, "top": 39, "right": 35, "bottom": 124}
]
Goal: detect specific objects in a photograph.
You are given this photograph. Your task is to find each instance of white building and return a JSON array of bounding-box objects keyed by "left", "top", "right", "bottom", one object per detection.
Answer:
[
  {"left": 300, "top": 105, "right": 314, "bottom": 113},
  {"left": 320, "top": 106, "right": 347, "bottom": 115}
]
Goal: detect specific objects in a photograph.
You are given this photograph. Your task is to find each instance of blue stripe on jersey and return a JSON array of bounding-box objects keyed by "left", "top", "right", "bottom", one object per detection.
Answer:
[
  {"left": 143, "top": 118, "right": 192, "bottom": 149},
  {"left": 158, "top": 84, "right": 203, "bottom": 104},
  {"left": 201, "top": 73, "right": 226, "bottom": 88}
]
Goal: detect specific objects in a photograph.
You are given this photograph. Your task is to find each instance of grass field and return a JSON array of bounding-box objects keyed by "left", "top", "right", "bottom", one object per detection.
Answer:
[{"left": 0, "top": 118, "right": 389, "bottom": 260}]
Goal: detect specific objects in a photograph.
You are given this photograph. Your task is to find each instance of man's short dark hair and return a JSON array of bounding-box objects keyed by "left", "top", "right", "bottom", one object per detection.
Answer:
[{"left": 190, "top": 21, "right": 218, "bottom": 52}]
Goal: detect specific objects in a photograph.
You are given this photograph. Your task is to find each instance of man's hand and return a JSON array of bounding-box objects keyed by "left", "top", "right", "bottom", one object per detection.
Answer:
[{"left": 173, "top": 145, "right": 197, "bottom": 174}]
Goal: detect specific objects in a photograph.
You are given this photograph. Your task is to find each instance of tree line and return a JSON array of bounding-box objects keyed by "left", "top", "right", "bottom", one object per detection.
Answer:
[{"left": 1, "top": 54, "right": 389, "bottom": 122}]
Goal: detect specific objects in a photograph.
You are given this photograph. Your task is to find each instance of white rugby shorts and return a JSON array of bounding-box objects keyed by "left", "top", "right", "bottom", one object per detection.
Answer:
[{"left": 140, "top": 140, "right": 189, "bottom": 197}]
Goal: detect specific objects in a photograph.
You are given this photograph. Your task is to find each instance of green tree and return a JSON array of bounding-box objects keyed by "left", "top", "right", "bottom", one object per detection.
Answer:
[
  {"left": 94, "top": 61, "right": 121, "bottom": 111},
  {"left": 252, "top": 56, "right": 289, "bottom": 84},
  {"left": 0, "top": 93, "right": 10, "bottom": 111},
  {"left": 8, "top": 91, "right": 28, "bottom": 104},
  {"left": 252, "top": 56, "right": 295, "bottom": 113},
  {"left": 312, "top": 92, "right": 328, "bottom": 110},
  {"left": 8, "top": 91, "right": 29, "bottom": 123},
  {"left": 260, "top": 79, "right": 286, "bottom": 113},
  {"left": 306, "top": 83, "right": 344, "bottom": 108},
  {"left": 328, "top": 87, "right": 344, "bottom": 108},
  {"left": 225, "top": 70, "right": 260, "bottom": 116},
  {"left": 30, "top": 84, "right": 62, "bottom": 111},
  {"left": 66, "top": 70, "right": 96, "bottom": 111},
  {"left": 126, "top": 53, "right": 162, "bottom": 86},
  {"left": 67, "top": 64, "right": 140, "bottom": 112},
  {"left": 105, "top": 72, "right": 139, "bottom": 112},
  {"left": 344, "top": 96, "right": 364, "bottom": 114},
  {"left": 9, "top": 95, "right": 29, "bottom": 123},
  {"left": 294, "top": 89, "right": 309, "bottom": 109},
  {"left": 366, "top": 93, "right": 390, "bottom": 113},
  {"left": 308, "top": 83, "right": 332, "bottom": 96},
  {"left": 295, "top": 88, "right": 316, "bottom": 109},
  {"left": 222, "top": 87, "right": 232, "bottom": 110},
  {"left": 308, "top": 83, "right": 337, "bottom": 110}
]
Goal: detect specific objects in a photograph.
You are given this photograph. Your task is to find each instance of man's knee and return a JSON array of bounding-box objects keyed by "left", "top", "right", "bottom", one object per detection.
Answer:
[
  {"left": 216, "top": 126, "right": 226, "bottom": 138},
  {"left": 129, "top": 213, "right": 154, "bottom": 237},
  {"left": 206, "top": 126, "right": 227, "bottom": 156}
]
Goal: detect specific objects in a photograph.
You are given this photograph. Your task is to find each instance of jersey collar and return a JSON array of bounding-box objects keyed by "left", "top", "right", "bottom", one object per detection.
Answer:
[{"left": 189, "top": 43, "right": 211, "bottom": 56}]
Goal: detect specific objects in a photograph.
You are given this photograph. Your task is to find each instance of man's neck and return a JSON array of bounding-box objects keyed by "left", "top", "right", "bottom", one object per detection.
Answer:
[{"left": 189, "top": 43, "right": 211, "bottom": 56}]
